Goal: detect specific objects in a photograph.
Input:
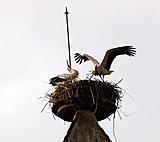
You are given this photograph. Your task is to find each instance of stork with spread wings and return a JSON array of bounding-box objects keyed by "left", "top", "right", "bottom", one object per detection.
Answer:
[{"left": 74, "top": 46, "right": 136, "bottom": 81}]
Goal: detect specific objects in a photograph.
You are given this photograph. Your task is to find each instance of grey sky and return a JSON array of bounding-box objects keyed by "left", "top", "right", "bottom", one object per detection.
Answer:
[{"left": 0, "top": 1, "right": 160, "bottom": 142}]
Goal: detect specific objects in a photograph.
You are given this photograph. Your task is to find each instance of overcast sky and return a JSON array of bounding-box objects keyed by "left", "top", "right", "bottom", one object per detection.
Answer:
[{"left": 0, "top": 1, "right": 160, "bottom": 142}]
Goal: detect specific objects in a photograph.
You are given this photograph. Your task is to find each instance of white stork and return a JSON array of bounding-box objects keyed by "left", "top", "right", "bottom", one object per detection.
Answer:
[
  {"left": 74, "top": 46, "right": 136, "bottom": 81},
  {"left": 49, "top": 60, "right": 79, "bottom": 86}
]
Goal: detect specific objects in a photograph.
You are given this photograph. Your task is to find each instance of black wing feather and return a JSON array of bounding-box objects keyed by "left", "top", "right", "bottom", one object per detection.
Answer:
[
  {"left": 101, "top": 46, "right": 136, "bottom": 70},
  {"left": 74, "top": 53, "right": 90, "bottom": 64}
]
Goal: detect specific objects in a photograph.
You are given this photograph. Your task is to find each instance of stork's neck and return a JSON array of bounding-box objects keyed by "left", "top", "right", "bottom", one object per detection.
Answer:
[{"left": 69, "top": 69, "right": 79, "bottom": 76}]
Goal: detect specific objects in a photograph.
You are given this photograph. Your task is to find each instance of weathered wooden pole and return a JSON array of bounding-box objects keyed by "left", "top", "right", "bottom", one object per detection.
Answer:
[{"left": 63, "top": 110, "right": 112, "bottom": 142}]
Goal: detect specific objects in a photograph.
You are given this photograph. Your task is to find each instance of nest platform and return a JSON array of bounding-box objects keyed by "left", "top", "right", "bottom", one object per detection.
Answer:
[{"left": 49, "top": 80, "right": 122, "bottom": 122}]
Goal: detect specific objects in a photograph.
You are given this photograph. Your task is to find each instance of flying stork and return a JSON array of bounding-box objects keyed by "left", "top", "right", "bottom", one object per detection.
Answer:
[
  {"left": 49, "top": 60, "right": 79, "bottom": 86},
  {"left": 74, "top": 46, "right": 136, "bottom": 81}
]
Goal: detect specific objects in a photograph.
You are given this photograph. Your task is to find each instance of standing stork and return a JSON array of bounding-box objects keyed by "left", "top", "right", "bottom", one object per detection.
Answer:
[
  {"left": 49, "top": 60, "right": 79, "bottom": 86},
  {"left": 74, "top": 46, "right": 136, "bottom": 81}
]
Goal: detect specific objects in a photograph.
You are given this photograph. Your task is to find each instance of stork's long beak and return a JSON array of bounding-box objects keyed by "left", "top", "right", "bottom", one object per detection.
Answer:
[
  {"left": 66, "top": 60, "right": 72, "bottom": 72},
  {"left": 66, "top": 60, "right": 71, "bottom": 68}
]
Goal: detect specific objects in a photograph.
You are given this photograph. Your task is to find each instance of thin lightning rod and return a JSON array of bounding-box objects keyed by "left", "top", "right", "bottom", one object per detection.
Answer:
[{"left": 64, "top": 6, "right": 71, "bottom": 67}]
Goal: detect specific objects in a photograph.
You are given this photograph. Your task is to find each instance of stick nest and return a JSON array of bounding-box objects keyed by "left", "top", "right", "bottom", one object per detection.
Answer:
[{"left": 44, "top": 79, "right": 122, "bottom": 122}]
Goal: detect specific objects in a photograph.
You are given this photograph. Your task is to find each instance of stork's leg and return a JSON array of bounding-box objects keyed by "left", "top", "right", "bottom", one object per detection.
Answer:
[
  {"left": 90, "top": 74, "right": 94, "bottom": 80},
  {"left": 99, "top": 75, "right": 103, "bottom": 81},
  {"left": 101, "top": 75, "right": 104, "bottom": 82}
]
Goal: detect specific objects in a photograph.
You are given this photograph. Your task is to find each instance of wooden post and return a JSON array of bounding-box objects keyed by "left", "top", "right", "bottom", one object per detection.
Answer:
[{"left": 63, "top": 110, "right": 112, "bottom": 142}]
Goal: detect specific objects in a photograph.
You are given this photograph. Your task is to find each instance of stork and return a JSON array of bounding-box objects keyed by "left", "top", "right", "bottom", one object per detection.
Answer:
[
  {"left": 49, "top": 60, "right": 79, "bottom": 86},
  {"left": 74, "top": 46, "right": 136, "bottom": 81}
]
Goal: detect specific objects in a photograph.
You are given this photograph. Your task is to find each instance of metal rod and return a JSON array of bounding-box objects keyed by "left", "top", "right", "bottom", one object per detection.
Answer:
[{"left": 64, "top": 6, "right": 71, "bottom": 67}]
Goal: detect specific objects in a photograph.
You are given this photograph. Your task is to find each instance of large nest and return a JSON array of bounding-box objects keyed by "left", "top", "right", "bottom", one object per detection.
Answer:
[{"left": 45, "top": 79, "right": 122, "bottom": 122}]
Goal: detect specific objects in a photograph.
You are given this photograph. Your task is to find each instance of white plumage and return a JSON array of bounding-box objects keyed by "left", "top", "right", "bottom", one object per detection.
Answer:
[
  {"left": 50, "top": 60, "right": 79, "bottom": 86},
  {"left": 74, "top": 46, "right": 136, "bottom": 80}
]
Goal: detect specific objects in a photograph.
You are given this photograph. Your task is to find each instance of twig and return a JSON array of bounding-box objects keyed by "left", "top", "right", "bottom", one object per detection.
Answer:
[
  {"left": 113, "top": 113, "right": 118, "bottom": 142},
  {"left": 52, "top": 113, "right": 56, "bottom": 120},
  {"left": 122, "top": 88, "right": 135, "bottom": 101},
  {"left": 119, "top": 108, "right": 135, "bottom": 117},
  {"left": 114, "top": 78, "right": 123, "bottom": 86},
  {"left": 117, "top": 109, "right": 122, "bottom": 120},
  {"left": 41, "top": 102, "right": 49, "bottom": 113},
  {"left": 94, "top": 83, "right": 99, "bottom": 113},
  {"left": 90, "top": 86, "right": 95, "bottom": 105},
  {"left": 42, "top": 81, "right": 49, "bottom": 84}
]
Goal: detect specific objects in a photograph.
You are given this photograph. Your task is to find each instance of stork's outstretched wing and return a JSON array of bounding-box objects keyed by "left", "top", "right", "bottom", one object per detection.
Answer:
[
  {"left": 100, "top": 46, "right": 136, "bottom": 70},
  {"left": 74, "top": 53, "right": 99, "bottom": 66}
]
